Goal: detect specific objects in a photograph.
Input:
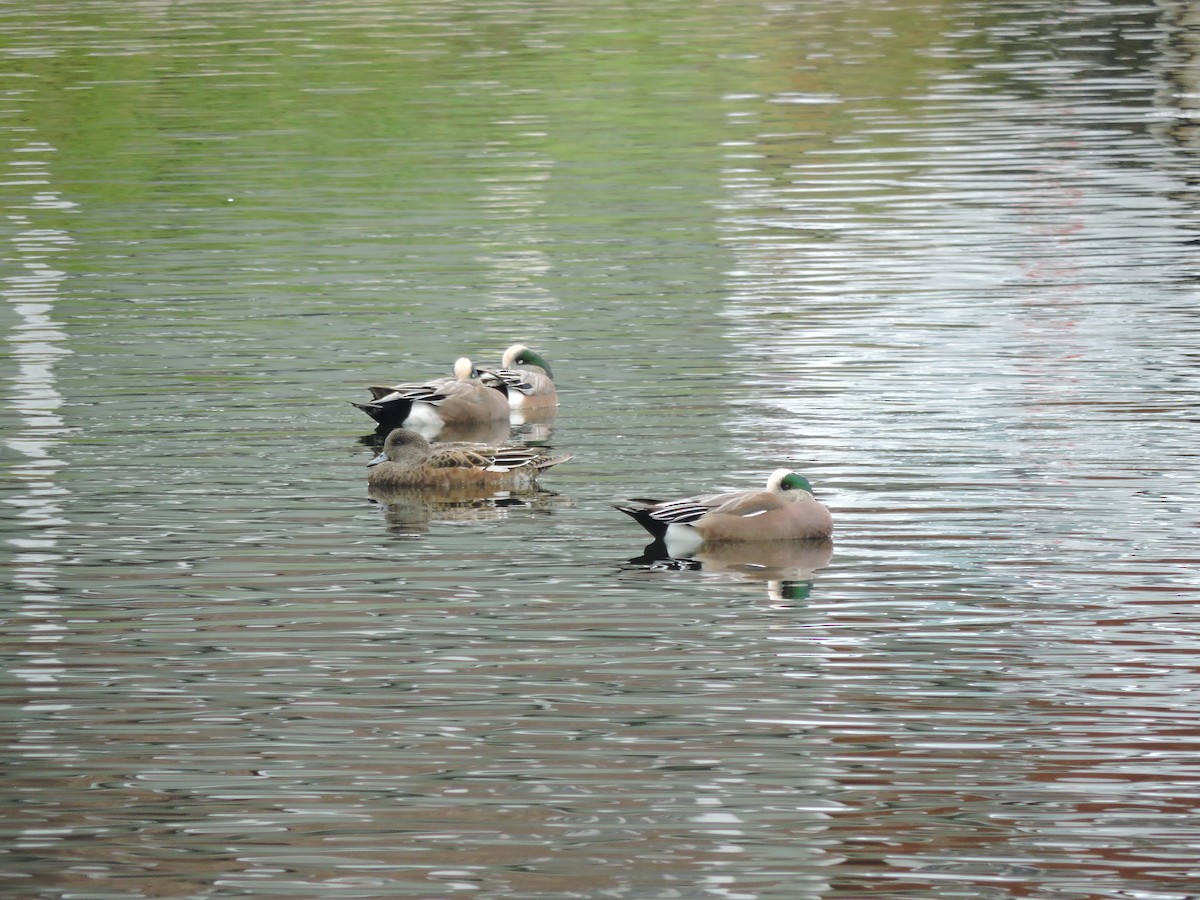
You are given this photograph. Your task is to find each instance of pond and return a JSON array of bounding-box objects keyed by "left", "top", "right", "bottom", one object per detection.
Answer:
[{"left": 3, "top": 0, "right": 1200, "bottom": 897}]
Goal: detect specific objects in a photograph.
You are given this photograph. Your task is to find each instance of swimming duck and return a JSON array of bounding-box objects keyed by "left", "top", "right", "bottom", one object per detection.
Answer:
[
  {"left": 480, "top": 344, "right": 557, "bottom": 412},
  {"left": 614, "top": 468, "right": 833, "bottom": 558},
  {"left": 352, "top": 357, "right": 510, "bottom": 436},
  {"left": 367, "top": 427, "right": 572, "bottom": 490}
]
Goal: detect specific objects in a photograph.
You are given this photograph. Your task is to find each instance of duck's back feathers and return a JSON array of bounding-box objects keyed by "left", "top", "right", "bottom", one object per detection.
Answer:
[{"left": 422, "top": 443, "right": 572, "bottom": 474}]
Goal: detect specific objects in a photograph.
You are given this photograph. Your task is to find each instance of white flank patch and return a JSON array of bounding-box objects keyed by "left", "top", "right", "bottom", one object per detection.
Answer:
[
  {"left": 665, "top": 524, "right": 703, "bottom": 560},
  {"left": 404, "top": 403, "right": 444, "bottom": 434}
]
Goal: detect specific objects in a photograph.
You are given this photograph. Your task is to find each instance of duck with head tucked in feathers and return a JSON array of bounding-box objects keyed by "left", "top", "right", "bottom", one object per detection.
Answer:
[
  {"left": 367, "top": 427, "right": 572, "bottom": 491},
  {"left": 479, "top": 343, "right": 557, "bottom": 413},
  {"left": 351, "top": 357, "right": 511, "bottom": 437},
  {"left": 614, "top": 468, "right": 833, "bottom": 559}
]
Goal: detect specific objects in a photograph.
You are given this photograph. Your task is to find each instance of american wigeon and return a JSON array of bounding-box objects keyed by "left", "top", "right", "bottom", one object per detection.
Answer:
[
  {"left": 614, "top": 468, "right": 833, "bottom": 558},
  {"left": 480, "top": 344, "right": 557, "bottom": 412},
  {"left": 352, "top": 357, "right": 510, "bottom": 437},
  {"left": 367, "top": 427, "right": 572, "bottom": 490}
]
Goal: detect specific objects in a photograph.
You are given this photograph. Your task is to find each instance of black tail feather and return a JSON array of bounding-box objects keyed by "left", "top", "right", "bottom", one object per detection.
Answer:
[
  {"left": 350, "top": 397, "right": 415, "bottom": 428},
  {"left": 613, "top": 499, "right": 668, "bottom": 540}
]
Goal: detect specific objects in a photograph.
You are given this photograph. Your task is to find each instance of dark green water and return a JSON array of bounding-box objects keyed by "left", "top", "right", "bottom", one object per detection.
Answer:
[{"left": 4, "top": 1, "right": 1200, "bottom": 897}]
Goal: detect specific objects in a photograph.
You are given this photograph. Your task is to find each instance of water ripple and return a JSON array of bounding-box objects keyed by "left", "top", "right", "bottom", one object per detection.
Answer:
[{"left": 4, "top": 0, "right": 1200, "bottom": 897}]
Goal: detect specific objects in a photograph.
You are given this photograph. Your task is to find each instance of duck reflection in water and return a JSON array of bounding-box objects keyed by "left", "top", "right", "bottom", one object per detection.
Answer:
[
  {"left": 628, "top": 536, "right": 834, "bottom": 601},
  {"left": 370, "top": 483, "right": 565, "bottom": 537},
  {"left": 507, "top": 407, "right": 558, "bottom": 444}
]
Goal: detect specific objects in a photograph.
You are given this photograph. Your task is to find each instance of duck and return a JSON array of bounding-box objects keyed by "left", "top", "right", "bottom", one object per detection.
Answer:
[
  {"left": 614, "top": 468, "right": 833, "bottom": 558},
  {"left": 367, "top": 427, "right": 572, "bottom": 491},
  {"left": 480, "top": 343, "right": 557, "bottom": 413},
  {"left": 351, "top": 357, "right": 511, "bottom": 437}
]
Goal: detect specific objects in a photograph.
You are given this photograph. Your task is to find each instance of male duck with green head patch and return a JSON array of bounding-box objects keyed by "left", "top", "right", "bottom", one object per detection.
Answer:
[
  {"left": 614, "top": 468, "right": 833, "bottom": 559},
  {"left": 352, "top": 357, "right": 510, "bottom": 438},
  {"left": 480, "top": 343, "right": 557, "bottom": 413}
]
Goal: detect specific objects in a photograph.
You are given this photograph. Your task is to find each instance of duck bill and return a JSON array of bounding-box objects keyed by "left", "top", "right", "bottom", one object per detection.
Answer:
[{"left": 367, "top": 451, "right": 387, "bottom": 467}]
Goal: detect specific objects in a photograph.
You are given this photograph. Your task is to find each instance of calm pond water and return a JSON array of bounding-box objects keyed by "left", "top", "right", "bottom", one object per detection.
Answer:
[{"left": 4, "top": 0, "right": 1200, "bottom": 897}]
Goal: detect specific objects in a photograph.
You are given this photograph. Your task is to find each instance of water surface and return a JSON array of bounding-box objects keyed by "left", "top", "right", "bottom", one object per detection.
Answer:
[{"left": 4, "top": 1, "right": 1200, "bottom": 897}]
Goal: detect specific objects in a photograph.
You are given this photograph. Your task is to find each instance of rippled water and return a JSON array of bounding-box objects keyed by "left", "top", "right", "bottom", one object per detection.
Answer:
[{"left": 4, "top": 1, "right": 1200, "bottom": 897}]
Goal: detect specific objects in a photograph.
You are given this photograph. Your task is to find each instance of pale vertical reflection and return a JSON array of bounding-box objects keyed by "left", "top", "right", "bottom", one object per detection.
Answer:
[
  {"left": 3, "top": 141, "right": 75, "bottom": 694},
  {"left": 474, "top": 119, "right": 558, "bottom": 314}
]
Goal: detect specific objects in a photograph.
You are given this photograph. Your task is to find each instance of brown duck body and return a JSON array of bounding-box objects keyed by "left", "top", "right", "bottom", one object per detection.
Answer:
[
  {"left": 367, "top": 427, "right": 571, "bottom": 491},
  {"left": 353, "top": 357, "right": 510, "bottom": 434},
  {"left": 615, "top": 469, "right": 833, "bottom": 557}
]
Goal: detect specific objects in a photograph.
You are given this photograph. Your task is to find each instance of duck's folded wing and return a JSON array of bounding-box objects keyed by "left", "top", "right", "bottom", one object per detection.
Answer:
[
  {"left": 644, "top": 497, "right": 712, "bottom": 526},
  {"left": 479, "top": 367, "right": 535, "bottom": 395},
  {"left": 706, "top": 490, "right": 787, "bottom": 519},
  {"left": 425, "top": 444, "right": 548, "bottom": 471},
  {"left": 368, "top": 384, "right": 448, "bottom": 405},
  {"left": 426, "top": 445, "right": 497, "bottom": 469}
]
